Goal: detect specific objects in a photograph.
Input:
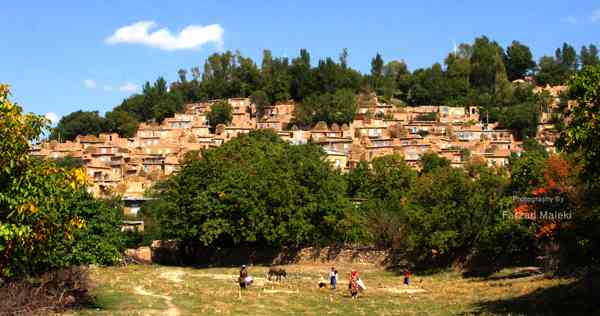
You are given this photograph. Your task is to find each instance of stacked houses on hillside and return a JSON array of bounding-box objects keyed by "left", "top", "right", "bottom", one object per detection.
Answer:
[{"left": 30, "top": 85, "right": 564, "bottom": 199}]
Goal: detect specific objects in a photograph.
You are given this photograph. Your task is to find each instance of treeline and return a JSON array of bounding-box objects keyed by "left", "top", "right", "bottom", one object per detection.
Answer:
[{"left": 52, "top": 38, "right": 599, "bottom": 141}]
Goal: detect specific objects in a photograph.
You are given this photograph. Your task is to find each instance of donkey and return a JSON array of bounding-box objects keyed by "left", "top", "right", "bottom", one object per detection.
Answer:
[{"left": 267, "top": 267, "right": 287, "bottom": 281}]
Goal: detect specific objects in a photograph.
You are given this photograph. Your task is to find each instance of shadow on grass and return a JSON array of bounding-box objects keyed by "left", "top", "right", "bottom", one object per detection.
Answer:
[{"left": 466, "top": 277, "right": 600, "bottom": 316}]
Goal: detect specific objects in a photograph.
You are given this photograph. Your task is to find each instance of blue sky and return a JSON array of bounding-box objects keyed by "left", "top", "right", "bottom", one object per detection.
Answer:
[{"left": 2, "top": 0, "right": 599, "bottom": 123}]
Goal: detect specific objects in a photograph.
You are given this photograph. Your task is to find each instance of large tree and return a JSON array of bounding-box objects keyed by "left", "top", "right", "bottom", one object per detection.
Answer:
[
  {"left": 536, "top": 56, "right": 563, "bottom": 86},
  {"left": 470, "top": 36, "right": 505, "bottom": 92},
  {"left": 555, "top": 42, "right": 578, "bottom": 78},
  {"left": 370, "top": 53, "right": 385, "bottom": 93},
  {"left": 206, "top": 100, "right": 233, "bottom": 131},
  {"left": 150, "top": 130, "right": 358, "bottom": 248},
  {"left": 250, "top": 90, "right": 270, "bottom": 118},
  {"left": 580, "top": 44, "right": 599, "bottom": 68},
  {"left": 50, "top": 110, "right": 106, "bottom": 141},
  {"left": 105, "top": 110, "right": 139, "bottom": 138},
  {"left": 504, "top": 40, "right": 536, "bottom": 81},
  {"left": 557, "top": 64, "right": 600, "bottom": 179}
]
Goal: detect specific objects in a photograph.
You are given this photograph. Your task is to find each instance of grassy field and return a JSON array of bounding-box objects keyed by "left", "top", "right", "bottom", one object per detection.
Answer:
[{"left": 66, "top": 263, "right": 589, "bottom": 316}]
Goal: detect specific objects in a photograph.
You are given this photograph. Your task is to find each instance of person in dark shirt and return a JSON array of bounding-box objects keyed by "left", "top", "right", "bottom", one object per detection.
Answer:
[{"left": 239, "top": 265, "right": 248, "bottom": 289}]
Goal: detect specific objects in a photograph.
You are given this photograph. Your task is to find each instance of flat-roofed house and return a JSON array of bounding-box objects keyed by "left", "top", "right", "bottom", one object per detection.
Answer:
[
  {"left": 439, "top": 148, "right": 465, "bottom": 168},
  {"left": 224, "top": 126, "right": 254, "bottom": 139},
  {"left": 355, "top": 125, "right": 387, "bottom": 138},
  {"left": 257, "top": 118, "right": 283, "bottom": 131},
  {"left": 310, "top": 124, "right": 343, "bottom": 142},
  {"left": 164, "top": 155, "right": 180, "bottom": 175},
  {"left": 325, "top": 149, "right": 348, "bottom": 171},
  {"left": 76, "top": 135, "right": 104, "bottom": 149},
  {"left": 479, "top": 148, "right": 511, "bottom": 167},
  {"left": 365, "top": 137, "right": 395, "bottom": 160},
  {"left": 316, "top": 137, "right": 353, "bottom": 154}
]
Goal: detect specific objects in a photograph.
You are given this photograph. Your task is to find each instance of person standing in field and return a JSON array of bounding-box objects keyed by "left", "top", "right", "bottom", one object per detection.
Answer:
[
  {"left": 330, "top": 267, "right": 337, "bottom": 291},
  {"left": 239, "top": 265, "right": 248, "bottom": 289},
  {"left": 348, "top": 269, "right": 359, "bottom": 299},
  {"left": 403, "top": 270, "right": 412, "bottom": 286}
]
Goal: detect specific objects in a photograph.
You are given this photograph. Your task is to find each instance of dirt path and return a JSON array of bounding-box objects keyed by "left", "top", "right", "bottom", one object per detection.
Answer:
[
  {"left": 159, "top": 270, "right": 185, "bottom": 283},
  {"left": 134, "top": 286, "right": 180, "bottom": 316}
]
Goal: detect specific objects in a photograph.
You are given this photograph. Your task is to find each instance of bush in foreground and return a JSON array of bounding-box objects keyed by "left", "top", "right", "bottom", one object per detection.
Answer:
[{"left": 0, "top": 84, "right": 123, "bottom": 279}]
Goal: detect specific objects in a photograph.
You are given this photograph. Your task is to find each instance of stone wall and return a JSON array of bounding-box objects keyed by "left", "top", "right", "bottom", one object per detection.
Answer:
[{"left": 125, "top": 241, "right": 392, "bottom": 266}]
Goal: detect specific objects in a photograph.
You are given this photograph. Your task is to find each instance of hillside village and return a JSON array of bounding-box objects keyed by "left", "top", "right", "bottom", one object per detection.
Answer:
[{"left": 30, "top": 84, "right": 565, "bottom": 200}]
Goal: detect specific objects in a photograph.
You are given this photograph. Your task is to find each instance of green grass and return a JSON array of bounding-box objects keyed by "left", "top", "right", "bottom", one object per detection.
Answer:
[{"left": 65, "top": 264, "right": 588, "bottom": 316}]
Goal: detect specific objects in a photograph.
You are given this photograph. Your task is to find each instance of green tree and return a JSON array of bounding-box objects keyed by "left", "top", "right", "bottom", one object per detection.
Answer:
[
  {"left": 444, "top": 45, "right": 472, "bottom": 104},
  {"left": 50, "top": 110, "right": 107, "bottom": 141},
  {"left": 580, "top": 44, "right": 599, "bottom": 68},
  {"left": 497, "top": 101, "right": 539, "bottom": 140},
  {"left": 296, "top": 89, "right": 357, "bottom": 126},
  {"left": 555, "top": 42, "right": 577, "bottom": 77},
  {"left": 536, "top": 56, "right": 563, "bottom": 86},
  {"left": 370, "top": 53, "right": 385, "bottom": 93},
  {"left": 207, "top": 100, "right": 233, "bottom": 131},
  {"left": 105, "top": 110, "right": 139, "bottom": 138},
  {"left": 557, "top": 64, "right": 600, "bottom": 179},
  {"left": 470, "top": 36, "right": 504, "bottom": 91},
  {"left": 504, "top": 41, "right": 536, "bottom": 81},
  {"left": 407, "top": 165, "right": 512, "bottom": 265},
  {"left": 346, "top": 155, "right": 415, "bottom": 249},
  {"left": 420, "top": 152, "right": 451, "bottom": 173},
  {"left": 151, "top": 130, "right": 359, "bottom": 249},
  {"left": 508, "top": 141, "right": 547, "bottom": 195},
  {"left": 289, "top": 49, "right": 313, "bottom": 101},
  {"left": 250, "top": 90, "right": 270, "bottom": 118}
]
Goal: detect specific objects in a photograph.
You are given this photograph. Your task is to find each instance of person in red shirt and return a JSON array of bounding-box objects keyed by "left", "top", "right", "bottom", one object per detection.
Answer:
[
  {"left": 349, "top": 269, "right": 359, "bottom": 298},
  {"left": 403, "top": 271, "right": 412, "bottom": 286}
]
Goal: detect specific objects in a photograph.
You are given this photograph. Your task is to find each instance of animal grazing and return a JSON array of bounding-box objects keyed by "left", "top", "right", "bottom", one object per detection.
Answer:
[{"left": 267, "top": 267, "right": 287, "bottom": 281}]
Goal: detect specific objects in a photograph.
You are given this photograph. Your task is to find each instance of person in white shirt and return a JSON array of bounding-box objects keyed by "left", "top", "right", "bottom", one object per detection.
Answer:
[{"left": 329, "top": 267, "right": 337, "bottom": 290}]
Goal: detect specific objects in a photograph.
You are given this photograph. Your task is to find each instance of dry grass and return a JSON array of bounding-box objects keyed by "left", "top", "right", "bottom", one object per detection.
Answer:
[{"left": 64, "top": 263, "right": 588, "bottom": 316}]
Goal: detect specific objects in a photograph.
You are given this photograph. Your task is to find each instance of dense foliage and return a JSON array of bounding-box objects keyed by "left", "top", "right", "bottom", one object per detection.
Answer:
[
  {"left": 553, "top": 64, "right": 600, "bottom": 271},
  {"left": 346, "top": 153, "right": 535, "bottom": 270},
  {"left": 0, "top": 85, "right": 124, "bottom": 278},
  {"left": 206, "top": 100, "right": 233, "bottom": 131},
  {"left": 149, "top": 130, "right": 361, "bottom": 248}
]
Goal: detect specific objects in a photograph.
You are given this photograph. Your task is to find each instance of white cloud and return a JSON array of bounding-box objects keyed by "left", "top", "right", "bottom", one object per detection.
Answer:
[
  {"left": 562, "top": 16, "right": 579, "bottom": 24},
  {"left": 105, "top": 20, "right": 224, "bottom": 51},
  {"left": 103, "top": 85, "right": 113, "bottom": 91},
  {"left": 44, "top": 112, "right": 60, "bottom": 125},
  {"left": 119, "top": 83, "right": 139, "bottom": 93},
  {"left": 591, "top": 9, "right": 600, "bottom": 22},
  {"left": 83, "top": 79, "right": 97, "bottom": 89}
]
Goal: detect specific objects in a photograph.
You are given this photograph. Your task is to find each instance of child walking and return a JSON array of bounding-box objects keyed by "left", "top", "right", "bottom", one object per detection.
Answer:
[{"left": 329, "top": 267, "right": 337, "bottom": 291}]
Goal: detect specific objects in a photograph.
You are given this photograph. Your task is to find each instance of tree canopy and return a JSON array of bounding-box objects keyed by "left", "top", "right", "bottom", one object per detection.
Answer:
[
  {"left": 206, "top": 100, "right": 233, "bottom": 131},
  {"left": 148, "top": 130, "right": 360, "bottom": 248}
]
